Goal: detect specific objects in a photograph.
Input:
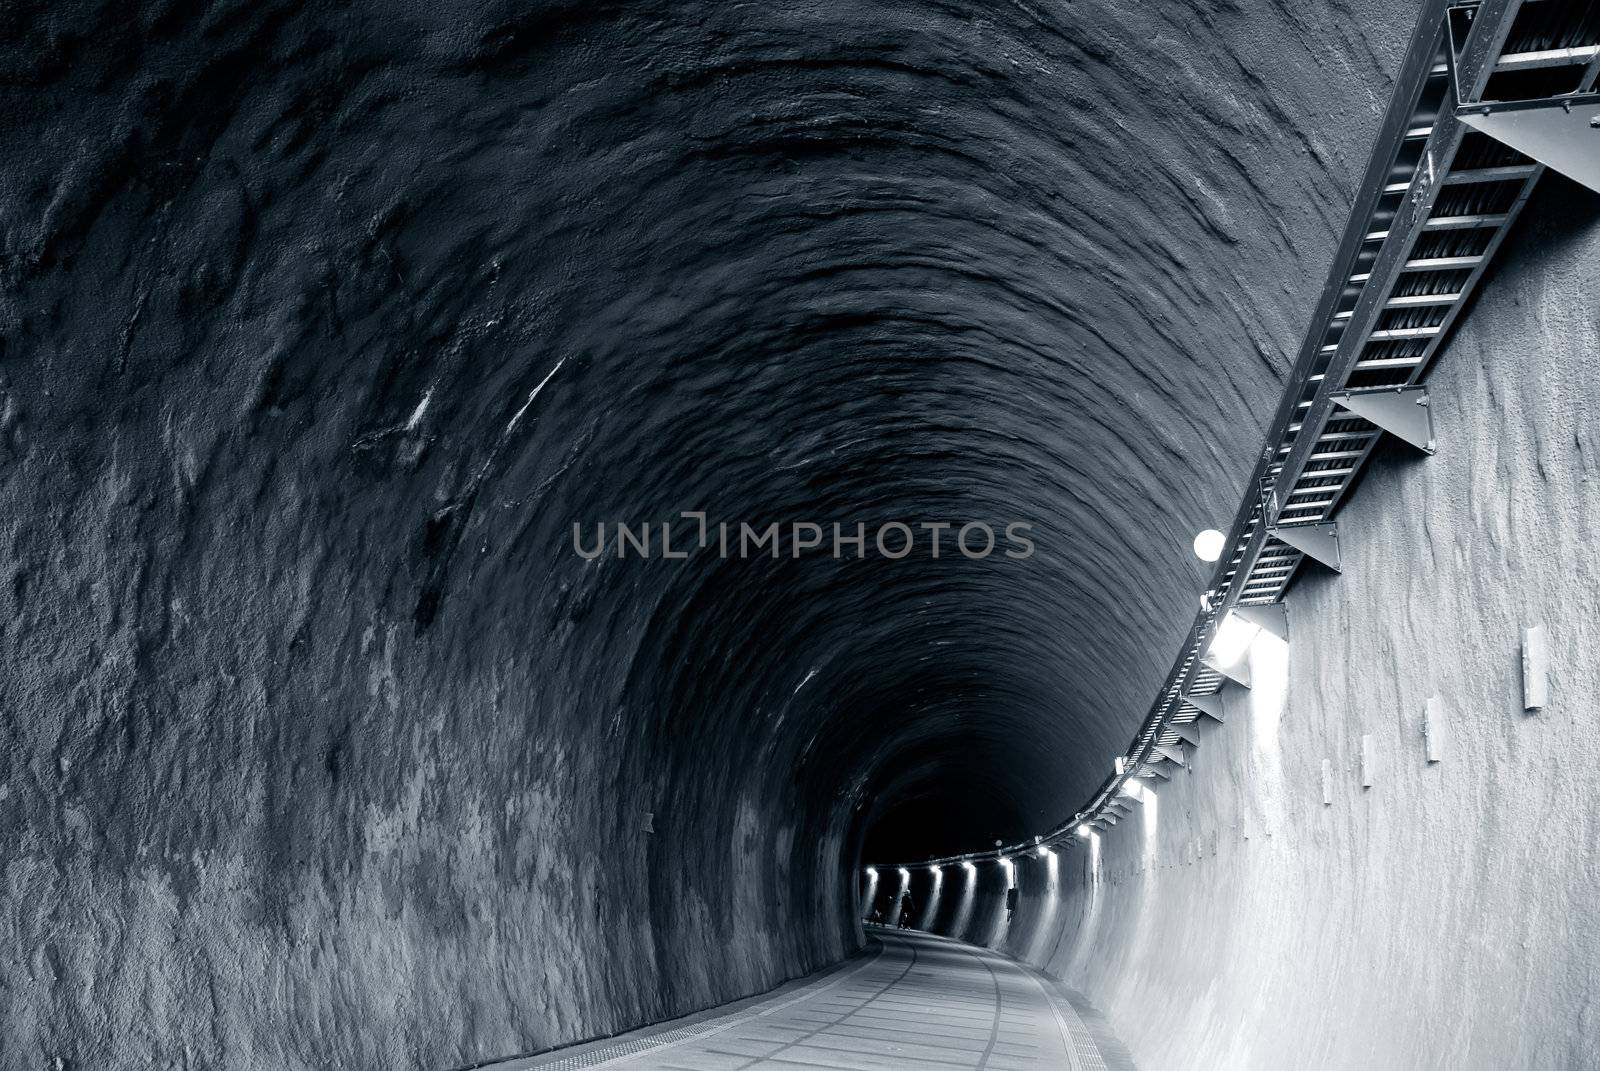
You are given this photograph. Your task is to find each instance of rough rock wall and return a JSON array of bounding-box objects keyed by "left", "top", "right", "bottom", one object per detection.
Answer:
[
  {"left": 929, "top": 177, "right": 1600, "bottom": 1069},
  {"left": 0, "top": 0, "right": 1423, "bottom": 1067}
]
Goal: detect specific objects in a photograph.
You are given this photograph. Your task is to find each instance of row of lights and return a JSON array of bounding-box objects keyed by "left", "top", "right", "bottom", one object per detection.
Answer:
[
  {"left": 865, "top": 729, "right": 1174, "bottom": 874},
  {"left": 866, "top": 527, "right": 1239, "bottom": 877},
  {"left": 866, "top": 840, "right": 1073, "bottom": 881}
]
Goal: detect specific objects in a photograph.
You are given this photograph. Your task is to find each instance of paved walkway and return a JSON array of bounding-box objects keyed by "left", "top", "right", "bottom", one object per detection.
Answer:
[{"left": 492, "top": 928, "right": 1117, "bottom": 1070}]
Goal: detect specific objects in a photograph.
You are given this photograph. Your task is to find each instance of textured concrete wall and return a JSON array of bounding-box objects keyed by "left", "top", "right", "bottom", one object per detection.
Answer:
[{"left": 935, "top": 178, "right": 1600, "bottom": 1069}]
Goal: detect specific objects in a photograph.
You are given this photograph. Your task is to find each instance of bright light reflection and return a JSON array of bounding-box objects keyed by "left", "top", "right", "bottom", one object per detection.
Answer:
[
  {"left": 1249, "top": 629, "right": 1291, "bottom": 837},
  {"left": 1026, "top": 846, "right": 1062, "bottom": 964},
  {"left": 989, "top": 856, "right": 1017, "bottom": 948},
  {"left": 920, "top": 865, "right": 944, "bottom": 930},
  {"left": 1208, "top": 610, "right": 1262, "bottom": 668},
  {"left": 886, "top": 865, "right": 913, "bottom": 927},
  {"left": 951, "top": 860, "right": 978, "bottom": 938},
  {"left": 1141, "top": 782, "right": 1159, "bottom": 853}
]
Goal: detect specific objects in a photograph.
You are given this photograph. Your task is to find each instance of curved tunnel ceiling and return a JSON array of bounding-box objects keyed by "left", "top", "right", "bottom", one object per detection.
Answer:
[{"left": 6, "top": 0, "right": 1418, "bottom": 866}]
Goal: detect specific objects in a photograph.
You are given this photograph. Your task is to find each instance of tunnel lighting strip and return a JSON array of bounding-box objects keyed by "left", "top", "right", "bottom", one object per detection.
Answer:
[{"left": 867, "top": 0, "right": 1598, "bottom": 874}]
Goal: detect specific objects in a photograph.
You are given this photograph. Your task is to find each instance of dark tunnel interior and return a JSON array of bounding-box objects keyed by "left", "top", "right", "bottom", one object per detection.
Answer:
[{"left": 1, "top": 0, "right": 1502, "bottom": 1066}]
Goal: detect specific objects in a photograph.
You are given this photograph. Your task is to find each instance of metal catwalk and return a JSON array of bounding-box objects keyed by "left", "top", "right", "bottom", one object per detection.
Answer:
[{"left": 495, "top": 929, "right": 1126, "bottom": 1071}]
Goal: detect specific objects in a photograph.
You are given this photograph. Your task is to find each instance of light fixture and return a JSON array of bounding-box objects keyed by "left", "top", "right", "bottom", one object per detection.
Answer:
[
  {"left": 1036, "top": 845, "right": 1053, "bottom": 859},
  {"left": 866, "top": 866, "right": 877, "bottom": 878},
  {"left": 1193, "top": 528, "right": 1226, "bottom": 563},
  {"left": 1075, "top": 825, "right": 1090, "bottom": 839},
  {"left": 898, "top": 867, "right": 910, "bottom": 883},
  {"left": 1206, "top": 610, "right": 1261, "bottom": 669}
]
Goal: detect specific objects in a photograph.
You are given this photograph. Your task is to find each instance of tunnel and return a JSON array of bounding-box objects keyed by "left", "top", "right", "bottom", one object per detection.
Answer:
[{"left": 3, "top": 0, "right": 1599, "bottom": 1068}]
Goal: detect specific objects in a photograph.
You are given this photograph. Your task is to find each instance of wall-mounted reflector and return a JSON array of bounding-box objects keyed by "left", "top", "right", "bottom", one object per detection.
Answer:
[
  {"left": 1424, "top": 696, "right": 1446, "bottom": 764},
  {"left": 1523, "top": 625, "right": 1548, "bottom": 711}
]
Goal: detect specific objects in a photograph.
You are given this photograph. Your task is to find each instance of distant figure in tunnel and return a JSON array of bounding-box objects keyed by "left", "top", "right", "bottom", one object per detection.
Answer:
[{"left": 898, "top": 890, "right": 915, "bottom": 929}]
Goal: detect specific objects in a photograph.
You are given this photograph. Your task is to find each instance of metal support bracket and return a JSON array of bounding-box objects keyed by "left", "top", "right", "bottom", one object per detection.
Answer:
[
  {"left": 1201, "top": 650, "right": 1252, "bottom": 687},
  {"left": 1268, "top": 522, "right": 1341, "bottom": 573},
  {"left": 1184, "top": 692, "right": 1226, "bottom": 724},
  {"left": 1331, "top": 385, "right": 1436, "bottom": 454},
  {"left": 1458, "top": 94, "right": 1600, "bottom": 196},
  {"left": 1169, "top": 723, "right": 1203, "bottom": 748},
  {"left": 1234, "top": 602, "right": 1288, "bottom": 641},
  {"left": 1152, "top": 743, "right": 1187, "bottom": 768}
]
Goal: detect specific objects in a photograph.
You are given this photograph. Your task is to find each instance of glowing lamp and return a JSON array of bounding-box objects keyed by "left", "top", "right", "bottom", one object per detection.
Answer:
[{"left": 1193, "top": 529, "right": 1227, "bottom": 562}]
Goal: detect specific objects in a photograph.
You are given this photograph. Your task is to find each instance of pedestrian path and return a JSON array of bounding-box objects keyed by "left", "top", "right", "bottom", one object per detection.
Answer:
[{"left": 489, "top": 927, "right": 1123, "bottom": 1070}]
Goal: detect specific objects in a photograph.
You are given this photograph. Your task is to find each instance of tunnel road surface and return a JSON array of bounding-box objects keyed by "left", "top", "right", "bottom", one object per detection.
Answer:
[{"left": 490, "top": 928, "right": 1121, "bottom": 1070}]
